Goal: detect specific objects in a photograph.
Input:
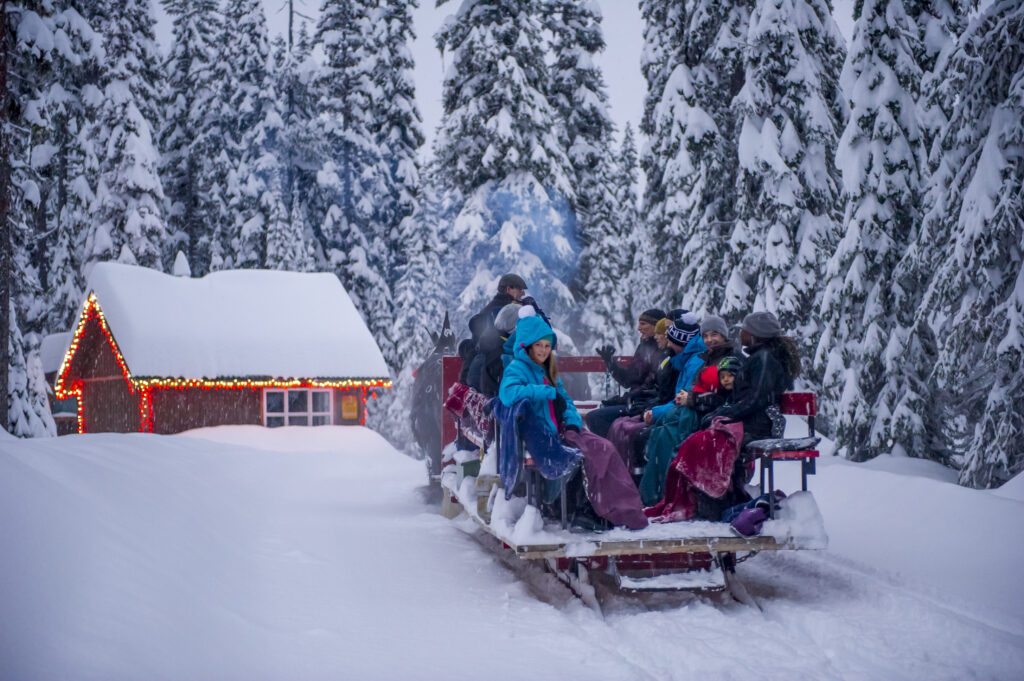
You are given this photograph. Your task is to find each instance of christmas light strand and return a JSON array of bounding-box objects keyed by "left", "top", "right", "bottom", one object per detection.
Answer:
[{"left": 55, "top": 293, "right": 390, "bottom": 434}]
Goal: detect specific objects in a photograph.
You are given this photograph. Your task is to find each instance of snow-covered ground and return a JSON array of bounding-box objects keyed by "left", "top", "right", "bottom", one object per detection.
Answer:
[{"left": 1, "top": 426, "right": 1022, "bottom": 680}]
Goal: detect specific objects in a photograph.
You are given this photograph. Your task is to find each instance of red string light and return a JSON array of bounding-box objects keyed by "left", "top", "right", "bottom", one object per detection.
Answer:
[{"left": 55, "top": 293, "right": 391, "bottom": 434}]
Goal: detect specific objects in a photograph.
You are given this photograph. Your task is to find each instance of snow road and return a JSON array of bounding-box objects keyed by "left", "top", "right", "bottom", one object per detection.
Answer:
[{"left": 1, "top": 426, "right": 1021, "bottom": 680}]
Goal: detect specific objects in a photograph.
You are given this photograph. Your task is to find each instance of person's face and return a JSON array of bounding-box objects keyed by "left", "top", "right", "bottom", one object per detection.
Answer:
[
  {"left": 702, "top": 330, "right": 727, "bottom": 348},
  {"left": 637, "top": 320, "right": 655, "bottom": 339},
  {"left": 667, "top": 339, "right": 684, "bottom": 354},
  {"left": 529, "top": 339, "right": 552, "bottom": 365},
  {"left": 719, "top": 370, "right": 735, "bottom": 391},
  {"left": 740, "top": 329, "right": 754, "bottom": 349},
  {"left": 655, "top": 332, "right": 668, "bottom": 349},
  {"left": 507, "top": 287, "right": 525, "bottom": 301}
]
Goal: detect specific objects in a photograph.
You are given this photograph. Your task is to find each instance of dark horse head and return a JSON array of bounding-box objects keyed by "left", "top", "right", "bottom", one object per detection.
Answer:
[{"left": 411, "top": 313, "right": 458, "bottom": 478}]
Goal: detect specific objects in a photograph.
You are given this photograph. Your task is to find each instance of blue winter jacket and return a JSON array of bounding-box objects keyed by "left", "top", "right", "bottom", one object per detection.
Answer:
[
  {"left": 649, "top": 334, "right": 707, "bottom": 420},
  {"left": 498, "top": 316, "right": 583, "bottom": 434}
]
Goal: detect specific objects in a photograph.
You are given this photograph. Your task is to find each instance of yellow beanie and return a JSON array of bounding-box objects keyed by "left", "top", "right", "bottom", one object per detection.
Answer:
[{"left": 654, "top": 318, "right": 670, "bottom": 335}]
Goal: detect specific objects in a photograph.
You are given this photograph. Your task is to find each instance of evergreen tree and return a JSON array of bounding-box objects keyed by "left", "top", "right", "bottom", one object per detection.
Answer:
[
  {"left": 1, "top": 1, "right": 66, "bottom": 436},
  {"left": 612, "top": 123, "right": 641, "bottom": 343},
  {"left": 725, "top": 0, "right": 845, "bottom": 361},
  {"left": 265, "top": 178, "right": 316, "bottom": 271},
  {"left": 219, "top": 0, "right": 283, "bottom": 270},
  {"left": 815, "top": 0, "right": 928, "bottom": 460},
  {"left": 646, "top": 0, "right": 752, "bottom": 313},
  {"left": 906, "top": 0, "right": 962, "bottom": 155},
  {"left": 272, "top": 23, "right": 319, "bottom": 245},
  {"left": 435, "top": 0, "right": 578, "bottom": 329},
  {"left": 543, "top": 0, "right": 622, "bottom": 348},
  {"left": 86, "top": 0, "right": 168, "bottom": 274},
  {"left": 370, "top": 0, "right": 423, "bottom": 287},
  {"left": 313, "top": 0, "right": 395, "bottom": 364},
  {"left": 916, "top": 0, "right": 1024, "bottom": 487},
  {"left": 159, "top": 0, "right": 227, "bottom": 276},
  {"left": 634, "top": 0, "right": 686, "bottom": 304}
]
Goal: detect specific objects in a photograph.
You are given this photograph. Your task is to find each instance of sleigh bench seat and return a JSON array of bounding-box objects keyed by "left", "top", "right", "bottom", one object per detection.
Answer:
[{"left": 745, "top": 392, "right": 821, "bottom": 515}]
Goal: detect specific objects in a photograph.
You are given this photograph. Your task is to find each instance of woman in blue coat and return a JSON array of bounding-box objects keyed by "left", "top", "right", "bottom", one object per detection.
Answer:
[
  {"left": 638, "top": 315, "right": 708, "bottom": 506},
  {"left": 499, "top": 316, "right": 647, "bottom": 530}
]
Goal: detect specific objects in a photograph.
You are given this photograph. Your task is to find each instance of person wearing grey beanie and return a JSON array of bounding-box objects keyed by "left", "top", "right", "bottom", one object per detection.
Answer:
[
  {"left": 704, "top": 309, "right": 803, "bottom": 447},
  {"left": 701, "top": 315, "right": 730, "bottom": 341}
]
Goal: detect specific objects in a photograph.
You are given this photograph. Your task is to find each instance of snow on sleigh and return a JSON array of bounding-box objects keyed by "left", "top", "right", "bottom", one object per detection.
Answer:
[{"left": 438, "top": 355, "right": 828, "bottom": 602}]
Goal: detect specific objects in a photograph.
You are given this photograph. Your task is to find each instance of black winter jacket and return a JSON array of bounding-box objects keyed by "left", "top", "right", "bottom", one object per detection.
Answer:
[
  {"left": 707, "top": 342, "right": 794, "bottom": 442},
  {"left": 610, "top": 336, "right": 661, "bottom": 393}
]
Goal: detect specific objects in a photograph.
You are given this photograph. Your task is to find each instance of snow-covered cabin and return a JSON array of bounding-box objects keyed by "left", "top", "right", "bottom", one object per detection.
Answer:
[{"left": 54, "top": 263, "right": 390, "bottom": 434}]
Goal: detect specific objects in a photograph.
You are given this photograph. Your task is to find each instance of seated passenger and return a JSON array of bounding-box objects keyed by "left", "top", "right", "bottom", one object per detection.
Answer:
[
  {"left": 477, "top": 303, "right": 521, "bottom": 397},
  {"left": 606, "top": 317, "right": 677, "bottom": 473},
  {"left": 705, "top": 311, "right": 802, "bottom": 447},
  {"left": 499, "top": 316, "right": 647, "bottom": 530},
  {"left": 585, "top": 308, "right": 666, "bottom": 438},
  {"left": 646, "top": 311, "right": 801, "bottom": 522},
  {"left": 637, "top": 314, "right": 707, "bottom": 505}
]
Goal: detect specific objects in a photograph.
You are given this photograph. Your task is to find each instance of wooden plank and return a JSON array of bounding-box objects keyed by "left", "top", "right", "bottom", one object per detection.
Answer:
[
  {"left": 513, "top": 535, "right": 788, "bottom": 560},
  {"left": 463, "top": 507, "right": 791, "bottom": 560}
]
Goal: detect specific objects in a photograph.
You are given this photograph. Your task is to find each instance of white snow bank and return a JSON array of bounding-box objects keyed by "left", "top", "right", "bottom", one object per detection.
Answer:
[
  {"left": 992, "top": 470, "right": 1024, "bottom": 502},
  {"left": 82, "top": 262, "right": 388, "bottom": 380},
  {"left": 2, "top": 427, "right": 1023, "bottom": 680}
]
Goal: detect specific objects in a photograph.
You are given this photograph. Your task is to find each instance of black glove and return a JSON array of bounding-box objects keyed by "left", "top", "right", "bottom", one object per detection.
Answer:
[
  {"left": 553, "top": 394, "right": 568, "bottom": 422},
  {"left": 596, "top": 345, "right": 615, "bottom": 367},
  {"left": 563, "top": 423, "right": 580, "bottom": 434},
  {"left": 700, "top": 413, "right": 715, "bottom": 430}
]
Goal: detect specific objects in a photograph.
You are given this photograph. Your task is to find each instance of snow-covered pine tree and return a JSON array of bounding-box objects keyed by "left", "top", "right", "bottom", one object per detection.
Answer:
[
  {"left": 611, "top": 123, "right": 641, "bottom": 346},
  {"left": 86, "top": 0, "right": 168, "bottom": 275},
  {"left": 726, "top": 0, "right": 845, "bottom": 363},
  {"left": 1, "top": 1, "right": 64, "bottom": 436},
  {"left": 914, "top": 0, "right": 1024, "bottom": 487},
  {"left": 369, "top": 0, "right": 423, "bottom": 289},
  {"left": 542, "top": 0, "right": 624, "bottom": 348},
  {"left": 265, "top": 178, "right": 316, "bottom": 272},
  {"left": 815, "top": 0, "right": 928, "bottom": 461},
  {"left": 313, "top": 0, "right": 396, "bottom": 365},
  {"left": 634, "top": 0, "right": 686, "bottom": 305},
  {"left": 219, "top": 0, "right": 284, "bottom": 271},
  {"left": 272, "top": 22, "right": 319, "bottom": 246},
  {"left": 434, "top": 0, "right": 578, "bottom": 330},
  {"left": 383, "top": 171, "right": 449, "bottom": 453},
  {"left": 651, "top": 0, "right": 751, "bottom": 315},
  {"left": 906, "top": 0, "right": 962, "bottom": 156},
  {"left": 159, "top": 0, "right": 228, "bottom": 276}
]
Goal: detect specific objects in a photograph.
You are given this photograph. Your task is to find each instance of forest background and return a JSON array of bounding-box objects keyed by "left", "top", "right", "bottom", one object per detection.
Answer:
[{"left": 0, "top": 0, "right": 1020, "bottom": 490}]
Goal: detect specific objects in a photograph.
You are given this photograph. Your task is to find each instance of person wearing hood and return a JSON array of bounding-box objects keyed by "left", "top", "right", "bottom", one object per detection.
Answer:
[{"left": 499, "top": 316, "right": 647, "bottom": 530}]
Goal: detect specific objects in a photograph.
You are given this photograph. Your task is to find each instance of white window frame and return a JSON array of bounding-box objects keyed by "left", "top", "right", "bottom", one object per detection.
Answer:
[{"left": 263, "top": 388, "right": 333, "bottom": 427}]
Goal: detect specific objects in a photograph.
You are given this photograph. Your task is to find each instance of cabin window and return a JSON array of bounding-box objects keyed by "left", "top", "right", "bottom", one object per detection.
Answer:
[{"left": 264, "top": 389, "right": 332, "bottom": 427}]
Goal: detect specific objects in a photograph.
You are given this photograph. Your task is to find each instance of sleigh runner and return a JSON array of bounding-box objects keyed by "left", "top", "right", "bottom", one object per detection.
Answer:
[{"left": 438, "top": 354, "right": 828, "bottom": 597}]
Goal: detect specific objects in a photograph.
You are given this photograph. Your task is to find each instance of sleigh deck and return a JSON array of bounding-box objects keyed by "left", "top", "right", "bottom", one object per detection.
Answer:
[{"left": 441, "top": 469, "right": 827, "bottom": 562}]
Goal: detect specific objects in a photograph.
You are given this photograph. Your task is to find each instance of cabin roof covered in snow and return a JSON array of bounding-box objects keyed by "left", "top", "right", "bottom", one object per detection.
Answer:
[{"left": 79, "top": 263, "right": 389, "bottom": 380}]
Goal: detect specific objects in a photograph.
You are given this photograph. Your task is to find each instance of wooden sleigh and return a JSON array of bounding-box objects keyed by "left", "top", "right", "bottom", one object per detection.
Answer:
[{"left": 438, "top": 354, "right": 828, "bottom": 602}]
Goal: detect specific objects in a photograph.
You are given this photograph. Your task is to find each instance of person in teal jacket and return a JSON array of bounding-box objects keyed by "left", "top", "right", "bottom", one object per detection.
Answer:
[
  {"left": 638, "top": 315, "right": 707, "bottom": 506},
  {"left": 499, "top": 315, "right": 582, "bottom": 433},
  {"left": 498, "top": 315, "right": 648, "bottom": 530}
]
